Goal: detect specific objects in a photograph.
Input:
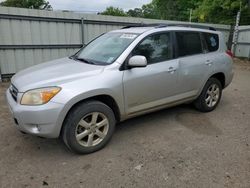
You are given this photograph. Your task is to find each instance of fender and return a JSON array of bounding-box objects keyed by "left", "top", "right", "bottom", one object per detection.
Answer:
[
  {"left": 197, "top": 71, "right": 226, "bottom": 97},
  {"left": 54, "top": 89, "right": 124, "bottom": 138}
]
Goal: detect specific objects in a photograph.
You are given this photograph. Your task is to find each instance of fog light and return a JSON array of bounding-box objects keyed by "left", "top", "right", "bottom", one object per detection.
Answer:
[
  {"left": 36, "top": 125, "right": 41, "bottom": 131},
  {"left": 31, "top": 124, "right": 41, "bottom": 133}
]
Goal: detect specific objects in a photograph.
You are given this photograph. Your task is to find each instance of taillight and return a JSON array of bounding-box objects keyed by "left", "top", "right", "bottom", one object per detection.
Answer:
[{"left": 226, "top": 50, "right": 234, "bottom": 58}]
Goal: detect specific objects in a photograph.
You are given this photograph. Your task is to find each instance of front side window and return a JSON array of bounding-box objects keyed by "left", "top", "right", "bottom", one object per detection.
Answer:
[
  {"left": 176, "top": 32, "right": 203, "bottom": 57},
  {"left": 132, "top": 32, "right": 172, "bottom": 64},
  {"left": 204, "top": 33, "right": 219, "bottom": 52},
  {"left": 76, "top": 32, "right": 138, "bottom": 65}
]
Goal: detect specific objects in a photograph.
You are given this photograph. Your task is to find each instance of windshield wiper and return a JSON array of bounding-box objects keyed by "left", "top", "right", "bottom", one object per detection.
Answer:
[
  {"left": 69, "top": 55, "right": 76, "bottom": 60},
  {"left": 77, "top": 58, "right": 96, "bottom": 65},
  {"left": 70, "top": 56, "right": 96, "bottom": 65}
]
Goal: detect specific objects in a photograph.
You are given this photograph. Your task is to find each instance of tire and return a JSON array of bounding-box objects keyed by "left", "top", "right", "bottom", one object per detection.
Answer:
[
  {"left": 62, "top": 100, "right": 116, "bottom": 154},
  {"left": 194, "top": 78, "right": 222, "bottom": 112}
]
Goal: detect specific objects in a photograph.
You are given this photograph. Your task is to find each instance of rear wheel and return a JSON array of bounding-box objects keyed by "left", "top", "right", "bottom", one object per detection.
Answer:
[
  {"left": 62, "top": 100, "right": 116, "bottom": 154},
  {"left": 194, "top": 78, "right": 222, "bottom": 112}
]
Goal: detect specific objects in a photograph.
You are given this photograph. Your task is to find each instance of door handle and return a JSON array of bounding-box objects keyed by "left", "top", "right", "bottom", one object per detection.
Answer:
[
  {"left": 167, "top": 66, "right": 177, "bottom": 73},
  {"left": 205, "top": 60, "right": 213, "bottom": 66}
]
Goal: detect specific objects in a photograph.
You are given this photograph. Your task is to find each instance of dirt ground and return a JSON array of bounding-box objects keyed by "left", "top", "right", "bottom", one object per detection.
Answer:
[{"left": 0, "top": 58, "right": 249, "bottom": 188}]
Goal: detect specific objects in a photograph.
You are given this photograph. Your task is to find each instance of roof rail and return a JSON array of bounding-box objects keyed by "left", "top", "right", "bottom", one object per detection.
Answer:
[
  {"left": 168, "top": 24, "right": 216, "bottom": 31},
  {"left": 122, "top": 23, "right": 216, "bottom": 31},
  {"left": 122, "top": 23, "right": 168, "bottom": 29}
]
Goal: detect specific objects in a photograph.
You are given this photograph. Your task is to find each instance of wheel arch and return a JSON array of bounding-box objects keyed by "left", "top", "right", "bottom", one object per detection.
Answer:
[
  {"left": 210, "top": 72, "right": 225, "bottom": 88},
  {"left": 197, "top": 72, "right": 226, "bottom": 98},
  {"left": 57, "top": 94, "right": 122, "bottom": 138}
]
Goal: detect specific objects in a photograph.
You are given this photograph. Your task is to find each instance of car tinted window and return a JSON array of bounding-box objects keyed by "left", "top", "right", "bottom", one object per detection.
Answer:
[
  {"left": 132, "top": 33, "right": 172, "bottom": 64},
  {"left": 204, "top": 33, "right": 219, "bottom": 52},
  {"left": 176, "top": 32, "right": 202, "bottom": 57}
]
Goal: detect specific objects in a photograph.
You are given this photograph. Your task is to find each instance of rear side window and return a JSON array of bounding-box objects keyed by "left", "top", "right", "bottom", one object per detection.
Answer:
[
  {"left": 132, "top": 32, "right": 172, "bottom": 64},
  {"left": 176, "top": 32, "right": 202, "bottom": 57},
  {"left": 204, "top": 33, "right": 219, "bottom": 52}
]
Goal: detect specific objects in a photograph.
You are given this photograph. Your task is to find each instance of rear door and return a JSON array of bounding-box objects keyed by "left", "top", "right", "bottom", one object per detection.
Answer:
[
  {"left": 174, "top": 31, "right": 214, "bottom": 97},
  {"left": 202, "top": 32, "right": 221, "bottom": 69}
]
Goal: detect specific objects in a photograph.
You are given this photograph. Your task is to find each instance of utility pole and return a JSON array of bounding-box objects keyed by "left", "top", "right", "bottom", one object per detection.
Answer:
[
  {"left": 232, "top": 11, "right": 241, "bottom": 55},
  {"left": 189, "top": 9, "right": 192, "bottom": 23}
]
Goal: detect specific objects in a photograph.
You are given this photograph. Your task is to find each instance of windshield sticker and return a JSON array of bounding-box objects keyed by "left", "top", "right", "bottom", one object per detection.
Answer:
[
  {"left": 107, "top": 57, "right": 114, "bottom": 63},
  {"left": 210, "top": 37, "right": 217, "bottom": 47},
  {"left": 120, "top": 34, "right": 137, "bottom": 39}
]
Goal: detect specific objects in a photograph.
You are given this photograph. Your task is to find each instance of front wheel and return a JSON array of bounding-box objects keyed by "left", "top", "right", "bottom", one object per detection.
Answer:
[
  {"left": 62, "top": 100, "right": 116, "bottom": 154},
  {"left": 194, "top": 78, "right": 222, "bottom": 112}
]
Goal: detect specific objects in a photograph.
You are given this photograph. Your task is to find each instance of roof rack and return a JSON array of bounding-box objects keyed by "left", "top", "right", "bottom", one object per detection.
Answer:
[
  {"left": 122, "top": 23, "right": 168, "bottom": 29},
  {"left": 169, "top": 24, "right": 216, "bottom": 31},
  {"left": 122, "top": 23, "right": 216, "bottom": 31}
]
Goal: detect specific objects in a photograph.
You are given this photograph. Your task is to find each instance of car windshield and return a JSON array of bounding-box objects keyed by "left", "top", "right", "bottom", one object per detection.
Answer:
[{"left": 75, "top": 32, "right": 139, "bottom": 65}]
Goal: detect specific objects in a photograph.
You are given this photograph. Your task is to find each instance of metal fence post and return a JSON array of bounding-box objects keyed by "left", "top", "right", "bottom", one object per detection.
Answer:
[
  {"left": 189, "top": 9, "right": 192, "bottom": 23},
  {"left": 248, "top": 48, "right": 250, "bottom": 61},
  {"left": 81, "top": 18, "right": 85, "bottom": 46},
  {"left": 0, "top": 68, "right": 2, "bottom": 82},
  {"left": 227, "top": 24, "right": 234, "bottom": 50},
  {"left": 232, "top": 11, "right": 241, "bottom": 55}
]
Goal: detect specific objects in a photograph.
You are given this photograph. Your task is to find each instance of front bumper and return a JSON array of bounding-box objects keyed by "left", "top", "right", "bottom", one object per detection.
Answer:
[{"left": 6, "top": 89, "right": 64, "bottom": 138}]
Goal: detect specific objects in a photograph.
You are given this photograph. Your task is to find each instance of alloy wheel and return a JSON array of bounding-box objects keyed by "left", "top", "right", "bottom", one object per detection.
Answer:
[
  {"left": 75, "top": 112, "right": 109, "bottom": 147},
  {"left": 205, "top": 84, "right": 220, "bottom": 108}
]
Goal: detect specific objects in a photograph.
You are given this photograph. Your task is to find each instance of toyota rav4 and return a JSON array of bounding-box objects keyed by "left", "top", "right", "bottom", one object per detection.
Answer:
[{"left": 6, "top": 24, "right": 234, "bottom": 154}]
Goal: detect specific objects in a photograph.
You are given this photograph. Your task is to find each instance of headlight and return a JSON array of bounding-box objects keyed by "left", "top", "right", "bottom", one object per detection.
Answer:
[{"left": 21, "top": 87, "right": 61, "bottom": 105}]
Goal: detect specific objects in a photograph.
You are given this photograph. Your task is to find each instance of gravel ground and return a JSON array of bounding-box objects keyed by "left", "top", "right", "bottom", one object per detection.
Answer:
[{"left": 0, "top": 59, "right": 249, "bottom": 188}]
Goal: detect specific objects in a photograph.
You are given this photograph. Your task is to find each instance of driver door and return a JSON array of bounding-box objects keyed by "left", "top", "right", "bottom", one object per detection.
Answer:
[{"left": 122, "top": 32, "right": 179, "bottom": 115}]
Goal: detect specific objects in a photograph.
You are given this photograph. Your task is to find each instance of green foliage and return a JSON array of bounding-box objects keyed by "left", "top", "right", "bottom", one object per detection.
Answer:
[
  {"left": 103, "top": 3, "right": 159, "bottom": 19},
  {"left": 101, "top": 6, "right": 127, "bottom": 17},
  {"left": 0, "top": 0, "right": 52, "bottom": 10},
  {"left": 241, "top": 7, "right": 250, "bottom": 25},
  {"left": 141, "top": 3, "right": 159, "bottom": 19},
  {"left": 193, "top": 0, "right": 249, "bottom": 24},
  {"left": 153, "top": 0, "right": 183, "bottom": 20},
  {"left": 102, "top": 0, "right": 250, "bottom": 25},
  {"left": 153, "top": 0, "right": 250, "bottom": 24},
  {"left": 127, "top": 8, "right": 143, "bottom": 17}
]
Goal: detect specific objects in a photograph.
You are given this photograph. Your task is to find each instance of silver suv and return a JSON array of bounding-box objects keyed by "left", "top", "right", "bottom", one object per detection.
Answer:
[{"left": 6, "top": 25, "right": 234, "bottom": 154}]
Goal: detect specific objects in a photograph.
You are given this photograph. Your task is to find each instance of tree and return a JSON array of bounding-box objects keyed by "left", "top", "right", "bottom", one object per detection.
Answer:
[
  {"left": 101, "top": 0, "right": 250, "bottom": 24},
  {"left": 153, "top": 0, "right": 200, "bottom": 21},
  {"left": 141, "top": 3, "right": 159, "bottom": 19},
  {"left": 127, "top": 4, "right": 159, "bottom": 19},
  {"left": 101, "top": 6, "right": 127, "bottom": 17},
  {"left": 127, "top": 8, "right": 143, "bottom": 17},
  {"left": 0, "top": 0, "right": 52, "bottom": 10},
  {"left": 193, "top": 0, "right": 250, "bottom": 24}
]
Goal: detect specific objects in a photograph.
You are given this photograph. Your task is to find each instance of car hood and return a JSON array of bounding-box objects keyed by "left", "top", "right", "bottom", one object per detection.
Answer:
[{"left": 11, "top": 57, "right": 105, "bottom": 92}]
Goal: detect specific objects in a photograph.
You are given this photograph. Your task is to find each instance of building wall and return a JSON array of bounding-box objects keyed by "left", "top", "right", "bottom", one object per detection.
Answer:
[
  {"left": 234, "top": 25, "right": 250, "bottom": 58},
  {"left": 0, "top": 7, "right": 231, "bottom": 76}
]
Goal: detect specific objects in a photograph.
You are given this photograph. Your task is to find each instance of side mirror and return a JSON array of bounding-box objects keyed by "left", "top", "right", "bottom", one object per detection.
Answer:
[{"left": 128, "top": 55, "right": 147, "bottom": 68}]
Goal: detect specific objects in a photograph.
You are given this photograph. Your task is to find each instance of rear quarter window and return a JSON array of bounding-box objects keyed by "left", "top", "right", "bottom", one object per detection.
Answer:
[{"left": 204, "top": 33, "right": 219, "bottom": 52}]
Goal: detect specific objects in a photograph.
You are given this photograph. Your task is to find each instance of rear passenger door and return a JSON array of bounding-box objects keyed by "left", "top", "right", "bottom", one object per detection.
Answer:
[
  {"left": 174, "top": 31, "right": 214, "bottom": 97},
  {"left": 203, "top": 32, "right": 221, "bottom": 69}
]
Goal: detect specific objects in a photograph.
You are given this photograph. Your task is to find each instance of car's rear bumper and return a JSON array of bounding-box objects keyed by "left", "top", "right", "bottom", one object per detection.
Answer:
[
  {"left": 225, "top": 69, "right": 234, "bottom": 88},
  {"left": 6, "top": 89, "right": 64, "bottom": 138}
]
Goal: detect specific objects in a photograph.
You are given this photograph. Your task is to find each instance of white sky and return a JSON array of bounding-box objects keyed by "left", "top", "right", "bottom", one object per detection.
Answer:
[{"left": 48, "top": 0, "right": 152, "bottom": 12}]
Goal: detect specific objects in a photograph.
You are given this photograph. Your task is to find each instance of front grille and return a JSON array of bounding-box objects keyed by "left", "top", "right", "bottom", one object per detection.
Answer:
[{"left": 9, "top": 84, "right": 18, "bottom": 102}]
